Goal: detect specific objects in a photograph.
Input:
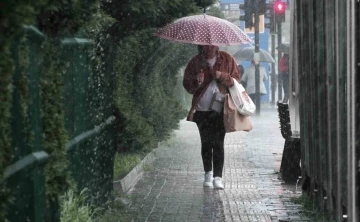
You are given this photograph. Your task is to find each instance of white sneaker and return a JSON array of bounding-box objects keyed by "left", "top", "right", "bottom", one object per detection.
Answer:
[
  {"left": 213, "top": 177, "right": 224, "bottom": 189},
  {"left": 203, "top": 171, "right": 213, "bottom": 187}
]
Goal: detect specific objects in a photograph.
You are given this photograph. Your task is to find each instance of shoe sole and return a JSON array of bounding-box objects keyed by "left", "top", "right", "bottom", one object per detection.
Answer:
[
  {"left": 213, "top": 186, "right": 224, "bottom": 190},
  {"left": 203, "top": 182, "right": 213, "bottom": 187}
]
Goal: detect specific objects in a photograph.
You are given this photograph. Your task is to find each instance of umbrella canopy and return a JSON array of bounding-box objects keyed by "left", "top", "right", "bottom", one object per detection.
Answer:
[
  {"left": 276, "top": 43, "right": 290, "bottom": 54},
  {"left": 155, "top": 14, "right": 252, "bottom": 46},
  {"left": 233, "top": 46, "right": 275, "bottom": 63}
]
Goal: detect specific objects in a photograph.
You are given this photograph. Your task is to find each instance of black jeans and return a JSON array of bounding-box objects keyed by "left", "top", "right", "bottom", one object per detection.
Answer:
[
  {"left": 280, "top": 72, "right": 289, "bottom": 102},
  {"left": 249, "top": 94, "right": 256, "bottom": 104},
  {"left": 193, "top": 111, "right": 226, "bottom": 178},
  {"left": 249, "top": 94, "right": 264, "bottom": 103}
]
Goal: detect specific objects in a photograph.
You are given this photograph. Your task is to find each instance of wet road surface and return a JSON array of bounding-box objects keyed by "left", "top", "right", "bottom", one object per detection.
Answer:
[{"left": 124, "top": 108, "right": 308, "bottom": 222}]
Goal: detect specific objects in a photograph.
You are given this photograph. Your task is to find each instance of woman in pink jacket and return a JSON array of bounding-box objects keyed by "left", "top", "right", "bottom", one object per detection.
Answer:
[
  {"left": 279, "top": 53, "right": 289, "bottom": 103},
  {"left": 183, "top": 45, "right": 240, "bottom": 189}
]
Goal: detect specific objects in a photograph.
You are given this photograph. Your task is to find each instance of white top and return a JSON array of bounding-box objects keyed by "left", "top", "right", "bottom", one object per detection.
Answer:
[
  {"left": 241, "top": 65, "right": 268, "bottom": 95},
  {"left": 207, "top": 57, "right": 216, "bottom": 67},
  {"left": 196, "top": 57, "right": 219, "bottom": 111}
]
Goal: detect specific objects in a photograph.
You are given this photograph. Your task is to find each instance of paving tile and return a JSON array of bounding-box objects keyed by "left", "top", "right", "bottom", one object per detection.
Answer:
[{"left": 125, "top": 109, "right": 309, "bottom": 221}]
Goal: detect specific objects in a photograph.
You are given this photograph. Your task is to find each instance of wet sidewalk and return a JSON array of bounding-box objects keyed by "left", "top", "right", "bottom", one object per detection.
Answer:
[{"left": 124, "top": 108, "right": 306, "bottom": 222}]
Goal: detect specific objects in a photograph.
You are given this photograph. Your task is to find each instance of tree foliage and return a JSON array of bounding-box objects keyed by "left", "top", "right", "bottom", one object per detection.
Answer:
[
  {"left": 0, "top": 0, "right": 98, "bottom": 220},
  {"left": 110, "top": 30, "right": 197, "bottom": 152},
  {"left": 1, "top": 0, "right": 220, "bottom": 220},
  {"left": 97, "top": 0, "right": 217, "bottom": 152},
  {"left": 37, "top": 0, "right": 99, "bottom": 37},
  {"left": 194, "top": 0, "right": 218, "bottom": 9},
  {"left": 100, "top": 0, "right": 218, "bottom": 39}
]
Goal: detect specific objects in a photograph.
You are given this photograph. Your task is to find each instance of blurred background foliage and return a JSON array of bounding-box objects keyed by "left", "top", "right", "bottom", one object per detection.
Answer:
[
  {"left": 111, "top": 29, "right": 196, "bottom": 152},
  {"left": 0, "top": 0, "right": 218, "bottom": 220}
]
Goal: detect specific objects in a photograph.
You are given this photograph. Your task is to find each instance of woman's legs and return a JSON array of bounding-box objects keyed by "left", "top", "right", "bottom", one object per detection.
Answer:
[
  {"left": 212, "top": 126, "right": 225, "bottom": 177},
  {"left": 249, "top": 94, "right": 256, "bottom": 104},
  {"left": 281, "top": 72, "right": 289, "bottom": 103},
  {"left": 197, "top": 120, "right": 213, "bottom": 173},
  {"left": 194, "top": 111, "right": 226, "bottom": 178}
]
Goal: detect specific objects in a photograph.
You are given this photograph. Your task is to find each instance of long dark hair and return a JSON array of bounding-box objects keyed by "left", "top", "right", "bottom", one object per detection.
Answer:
[
  {"left": 197, "top": 45, "right": 206, "bottom": 69},
  {"left": 197, "top": 45, "right": 204, "bottom": 55},
  {"left": 238, "top": 64, "right": 244, "bottom": 75}
]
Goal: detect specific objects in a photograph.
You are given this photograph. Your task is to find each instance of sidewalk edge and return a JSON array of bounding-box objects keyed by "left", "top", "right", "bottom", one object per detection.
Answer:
[{"left": 113, "top": 146, "right": 159, "bottom": 194}]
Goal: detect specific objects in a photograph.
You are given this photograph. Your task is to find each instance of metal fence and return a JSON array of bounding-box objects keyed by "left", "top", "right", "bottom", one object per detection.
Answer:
[
  {"left": 289, "top": 0, "right": 359, "bottom": 221},
  {"left": 2, "top": 26, "right": 117, "bottom": 221}
]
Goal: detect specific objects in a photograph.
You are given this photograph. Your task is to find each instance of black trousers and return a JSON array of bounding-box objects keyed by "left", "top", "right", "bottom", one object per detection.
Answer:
[
  {"left": 249, "top": 94, "right": 265, "bottom": 104},
  {"left": 193, "top": 111, "right": 226, "bottom": 178},
  {"left": 249, "top": 94, "right": 256, "bottom": 104},
  {"left": 280, "top": 72, "right": 289, "bottom": 102}
]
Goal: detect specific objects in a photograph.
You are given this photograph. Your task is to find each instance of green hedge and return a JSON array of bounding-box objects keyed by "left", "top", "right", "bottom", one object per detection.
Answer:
[
  {"left": 0, "top": 1, "right": 99, "bottom": 220},
  {"left": 0, "top": 1, "right": 52, "bottom": 220},
  {"left": 101, "top": 0, "right": 212, "bottom": 34},
  {"left": 40, "top": 40, "right": 73, "bottom": 201},
  {"left": 1, "top": 0, "right": 219, "bottom": 220},
  {"left": 111, "top": 30, "right": 196, "bottom": 152}
]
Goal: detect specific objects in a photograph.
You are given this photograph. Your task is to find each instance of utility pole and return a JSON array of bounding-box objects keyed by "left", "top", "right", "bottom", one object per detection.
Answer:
[
  {"left": 265, "top": 1, "right": 276, "bottom": 105},
  {"left": 277, "top": 21, "right": 282, "bottom": 102},
  {"left": 271, "top": 34, "right": 276, "bottom": 105},
  {"left": 240, "top": 0, "right": 266, "bottom": 115},
  {"left": 254, "top": 0, "right": 260, "bottom": 116},
  {"left": 264, "top": 0, "right": 285, "bottom": 104},
  {"left": 274, "top": 0, "right": 285, "bottom": 102}
]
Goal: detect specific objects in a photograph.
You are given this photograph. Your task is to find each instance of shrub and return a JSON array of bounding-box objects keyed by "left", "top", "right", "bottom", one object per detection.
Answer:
[{"left": 60, "top": 189, "right": 99, "bottom": 222}]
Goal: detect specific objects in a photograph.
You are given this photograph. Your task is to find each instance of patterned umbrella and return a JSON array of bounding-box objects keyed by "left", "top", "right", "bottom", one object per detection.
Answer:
[
  {"left": 233, "top": 46, "right": 275, "bottom": 63},
  {"left": 155, "top": 14, "right": 252, "bottom": 46}
]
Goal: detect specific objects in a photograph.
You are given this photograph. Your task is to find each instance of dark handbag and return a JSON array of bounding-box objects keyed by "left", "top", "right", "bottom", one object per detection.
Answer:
[{"left": 209, "top": 92, "right": 226, "bottom": 113}]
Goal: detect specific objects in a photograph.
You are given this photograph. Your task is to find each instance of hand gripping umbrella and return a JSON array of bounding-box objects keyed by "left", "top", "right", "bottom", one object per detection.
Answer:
[
  {"left": 155, "top": 14, "right": 252, "bottom": 46},
  {"left": 233, "top": 46, "right": 275, "bottom": 63}
]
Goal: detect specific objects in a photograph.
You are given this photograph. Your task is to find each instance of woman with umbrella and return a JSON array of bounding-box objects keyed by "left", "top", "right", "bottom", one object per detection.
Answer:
[
  {"left": 277, "top": 43, "right": 290, "bottom": 103},
  {"left": 240, "top": 60, "right": 268, "bottom": 103},
  {"left": 279, "top": 53, "right": 289, "bottom": 103},
  {"left": 183, "top": 45, "right": 240, "bottom": 189},
  {"left": 155, "top": 14, "right": 252, "bottom": 190}
]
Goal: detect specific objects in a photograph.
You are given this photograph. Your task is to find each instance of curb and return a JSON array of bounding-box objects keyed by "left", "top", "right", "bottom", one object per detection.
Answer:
[{"left": 113, "top": 147, "right": 159, "bottom": 193}]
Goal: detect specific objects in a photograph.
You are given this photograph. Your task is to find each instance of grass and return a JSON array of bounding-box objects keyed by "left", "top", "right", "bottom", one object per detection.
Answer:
[
  {"left": 93, "top": 193, "right": 132, "bottom": 222},
  {"left": 113, "top": 132, "right": 177, "bottom": 181},
  {"left": 60, "top": 189, "right": 100, "bottom": 222},
  {"left": 60, "top": 188, "right": 133, "bottom": 222},
  {"left": 113, "top": 145, "right": 158, "bottom": 180},
  {"left": 61, "top": 148, "right": 159, "bottom": 222},
  {"left": 113, "top": 153, "right": 142, "bottom": 180},
  {"left": 291, "top": 195, "right": 335, "bottom": 222},
  {"left": 159, "top": 132, "right": 176, "bottom": 148},
  {"left": 142, "top": 163, "right": 153, "bottom": 172}
]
